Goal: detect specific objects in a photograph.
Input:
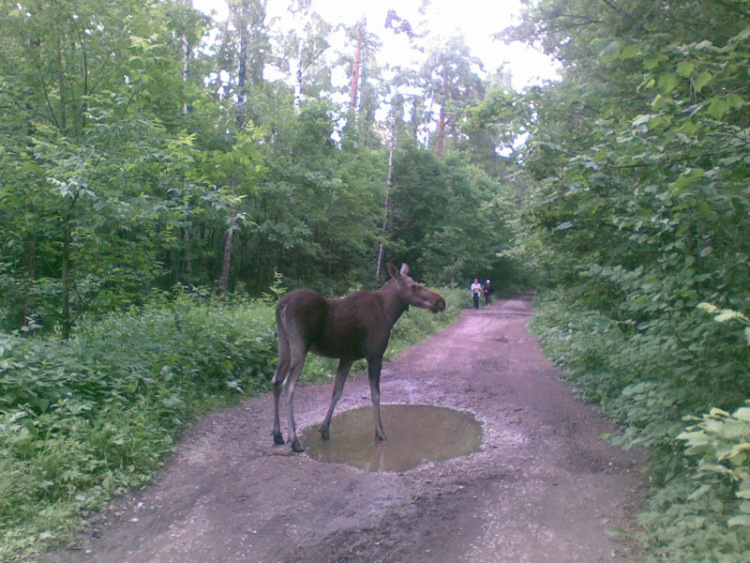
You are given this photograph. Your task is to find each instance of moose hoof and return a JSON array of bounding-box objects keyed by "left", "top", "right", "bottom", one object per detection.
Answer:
[
  {"left": 273, "top": 432, "right": 285, "bottom": 445},
  {"left": 320, "top": 427, "right": 330, "bottom": 441},
  {"left": 291, "top": 439, "right": 305, "bottom": 453},
  {"left": 376, "top": 431, "right": 387, "bottom": 442}
]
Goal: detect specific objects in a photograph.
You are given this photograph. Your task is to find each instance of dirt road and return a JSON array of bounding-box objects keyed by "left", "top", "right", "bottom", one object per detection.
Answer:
[{"left": 41, "top": 293, "right": 645, "bottom": 562}]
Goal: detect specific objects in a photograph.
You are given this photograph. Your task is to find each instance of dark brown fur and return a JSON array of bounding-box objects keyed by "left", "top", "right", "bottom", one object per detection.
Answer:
[{"left": 272, "top": 263, "right": 446, "bottom": 452}]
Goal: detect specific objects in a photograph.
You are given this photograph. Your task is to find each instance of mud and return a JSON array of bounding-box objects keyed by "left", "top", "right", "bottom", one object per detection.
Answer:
[
  {"left": 38, "top": 293, "right": 646, "bottom": 563},
  {"left": 302, "top": 404, "right": 483, "bottom": 472}
]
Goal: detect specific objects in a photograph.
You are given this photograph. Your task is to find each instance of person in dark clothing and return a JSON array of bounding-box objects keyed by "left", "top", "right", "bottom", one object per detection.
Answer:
[{"left": 483, "top": 279, "right": 493, "bottom": 306}]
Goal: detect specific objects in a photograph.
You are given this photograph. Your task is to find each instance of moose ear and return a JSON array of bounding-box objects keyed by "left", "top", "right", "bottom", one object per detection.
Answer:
[
  {"left": 399, "top": 263, "right": 410, "bottom": 277},
  {"left": 386, "top": 262, "right": 400, "bottom": 279}
]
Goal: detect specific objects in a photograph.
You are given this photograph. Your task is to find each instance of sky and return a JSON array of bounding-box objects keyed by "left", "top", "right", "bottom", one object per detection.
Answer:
[{"left": 193, "top": 0, "right": 560, "bottom": 91}]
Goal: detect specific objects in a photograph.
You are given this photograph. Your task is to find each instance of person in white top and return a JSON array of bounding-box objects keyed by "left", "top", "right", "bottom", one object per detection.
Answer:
[{"left": 470, "top": 278, "right": 482, "bottom": 309}]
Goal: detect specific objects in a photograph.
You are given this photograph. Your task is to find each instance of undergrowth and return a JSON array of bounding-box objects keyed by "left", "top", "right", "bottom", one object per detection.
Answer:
[
  {"left": 529, "top": 291, "right": 750, "bottom": 562},
  {"left": 0, "top": 292, "right": 277, "bottom": 560},
  {"left": 0, "top": 286, "right": 461, "bottom": 561}
]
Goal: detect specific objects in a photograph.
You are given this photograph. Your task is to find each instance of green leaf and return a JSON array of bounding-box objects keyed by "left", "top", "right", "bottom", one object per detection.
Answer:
[
  {"left": 598, "top": 40, "right": 622, "bottom": 62},
  {"left": 699, "top": 463, "right": 736, "bottom": 477},
  {"left": 707, "top": 98, "right": 730, "bottom": 120},
  {"left": 676, "top": 61, "right": 695, "bottom": 78},
  {"left": 161, "top": 395, "right": 182, "bottom": 409},
  {"left": 620, "top": 44, "right": 641, "bottom": 59},
  {"left": 715, "top": 310, "right": 746, "bottom": 323},
  {"left": 692, "top": 71, "right": 713, "bottom": 93},
  {"left": 728, "top": 515, "right": 750, "bottom": 527},
  {"left": 669, "top": 168, "right": 704, "bottom": 192},
  {"left": 686, "top": 484, "right": 711, "bottom": 501},
  {"left": 729, "top": 25, "right": 750, "bottom": 45},
  {"left": 697, "top": 303, "right": 719, "bottom": 314},
  {"left": 729, "top": 443, "right": 750, "bottom": 459},
  {"left": 678, "top": 430, "right": 710, "bottom": 448},
  {"left": 727, "top": 93, "right": 745, "bottom": 110},
  {"left": 644, "top": 53, "right": 668, "bottom": 70},
  {"left": 657, "top": 73, "right": 679, "bottom": 93}
]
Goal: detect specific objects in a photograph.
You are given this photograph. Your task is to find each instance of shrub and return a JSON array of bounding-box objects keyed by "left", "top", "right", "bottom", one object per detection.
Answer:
[
  {"left": 0, "top": 293, "right": 277, "bottom": 560},
  {"left": 529, "top": 292, "right": 750, "bottom": 560}
]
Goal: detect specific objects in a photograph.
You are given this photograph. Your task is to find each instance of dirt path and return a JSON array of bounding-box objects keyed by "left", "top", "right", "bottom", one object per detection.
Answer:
[{"left": 40, "top": 293, "right": 646, "bottom": 562}]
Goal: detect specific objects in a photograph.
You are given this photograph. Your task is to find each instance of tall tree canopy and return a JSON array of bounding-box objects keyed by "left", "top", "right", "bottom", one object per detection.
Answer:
[{"left": 0, "top": 0, "right": 516, "bottom": 333}]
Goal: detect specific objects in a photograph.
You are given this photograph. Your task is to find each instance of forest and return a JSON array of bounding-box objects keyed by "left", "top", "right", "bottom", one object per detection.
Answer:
[{"left": 1, "top": 0, "right": 749, "bottom": 560}]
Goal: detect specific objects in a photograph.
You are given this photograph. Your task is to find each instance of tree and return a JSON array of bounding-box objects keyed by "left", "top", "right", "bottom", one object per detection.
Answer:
[
  {"left": 419, "top": 37, "right": 485, "bottom": 156},
  {"left": 0, "top": 0, "right": 213, "bottom": 334},
  {"left": 502, "top": 5, "right": 750, "bottom": 556},
  {"left": 388, "top": 142, "right": 508, "bottom": 285},
  {"left": 219, "top": 0, "right": 270, "bottom": 128},
  {"left": 461, "top": 84, "right": 527, "bottom": 176},
  {"left": 274, "top": 0, "right": 333, "bottom": 112},
  {"left": 340, "top": 17, "right": 384, "bottom": 149}
]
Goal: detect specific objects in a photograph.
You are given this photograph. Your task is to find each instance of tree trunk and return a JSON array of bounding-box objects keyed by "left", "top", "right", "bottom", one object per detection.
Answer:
[
  {"left": 219, "top": 211, "right": 236, "bottom": 296},
  {"left": 20, "top": 233, "right": 37, "bottom": 329},
  {"left": 61, "top": 225, "right": 72, "bottom": 339},
  {"left": 180, "top": 0, "right": 192, "bottom": 115},
  {"left": 436, "top": 105, "right": 446, "bottom": 157},
  {"left": 293, "top": 53, "right": 303, "bottom": 113},
  {"left": 349, "top": 18, "right": 366, "bottom": 110},
  {"left": 236, "top": 2, "right": 249, "bottom": 129},
  {"left": 183, "top": 226, "right": 193, "bottom": 286},
  {"left": 376, "top": 123, "right": 396, "bottom": 278}
]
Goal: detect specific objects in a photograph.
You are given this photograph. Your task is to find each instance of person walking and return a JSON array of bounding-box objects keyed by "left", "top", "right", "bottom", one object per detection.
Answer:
[
  {"left": 471, "top": 278, "right": 482, "bottom": 309},
  {"left": 483, "top": 279, "right": 493, "bottom": 306}
]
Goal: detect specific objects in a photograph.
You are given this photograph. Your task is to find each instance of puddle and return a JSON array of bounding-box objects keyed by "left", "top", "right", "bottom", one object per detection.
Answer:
[{"left": 301, "top": 404, "right": 483, "bottom": 472}]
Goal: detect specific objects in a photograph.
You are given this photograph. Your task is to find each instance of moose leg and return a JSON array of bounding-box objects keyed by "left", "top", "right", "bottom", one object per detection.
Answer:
[
  {"left": 368, "top": 357, "right": 387, "bottom": 441},
  {"left": 320, "top": 358, "right": 355, "bottom": 440},
  {"left": 272, "top": 378, "right": 285, "bottom": 445},
  {"left": 284, "top": 347, "right": 308, "bottom": 453},
  {"left": 271, "top": 330, "right": 291, "bottom": 445}
]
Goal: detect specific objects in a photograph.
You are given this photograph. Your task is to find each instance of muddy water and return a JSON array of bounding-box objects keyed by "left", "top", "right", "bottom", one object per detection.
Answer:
[{"left": 301, "top": 404, "right": 483, "bottom": 471}]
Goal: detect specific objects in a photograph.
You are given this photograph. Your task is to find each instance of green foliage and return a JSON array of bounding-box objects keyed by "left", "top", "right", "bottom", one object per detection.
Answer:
[
  {"left": 0, "top": 293, "right": 277, "bottom": 560},
  {"left": 680, "top": 406, "right": 750, "bottom": 503},
  {"left": 0, "top": 0, "right": 224, "bottom": 333},
  {"left": 634, "top": 306, "right": 750, "bottom": 561},
  {"left": 505, "top": 1, "right": 750, "bottom": 556},
  {"left": 638, "top": 475, "right": 750, "bottom": 563},
  {"left": 0, "top": 0, "right": 529, "bottom": 336},
  {"left": 530, "top": 295, "right": 750, "bottom": 560},
  {"left": 638, "top": 403, "right": 750, "bottom": 563},
  {"left": 389, "top": 143, "right": 516, "bottom": 287}
]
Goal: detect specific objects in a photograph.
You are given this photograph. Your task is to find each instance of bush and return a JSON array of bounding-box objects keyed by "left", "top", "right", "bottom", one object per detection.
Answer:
[
  {"left": 0, "top": 293, "right": 277, "bottom": 560},
  {"left": 529, "top": 292, "right": 750, "bottom": 561}
]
